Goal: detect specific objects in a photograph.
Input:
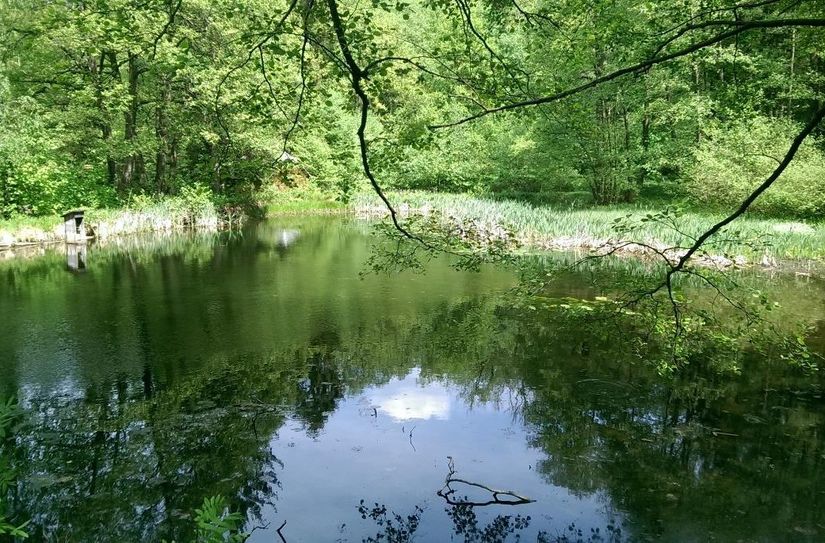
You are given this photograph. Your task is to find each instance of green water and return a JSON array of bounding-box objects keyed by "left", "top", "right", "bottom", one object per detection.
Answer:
[{"left": 1, "top": 217, "right": 824, "bottom": 542}]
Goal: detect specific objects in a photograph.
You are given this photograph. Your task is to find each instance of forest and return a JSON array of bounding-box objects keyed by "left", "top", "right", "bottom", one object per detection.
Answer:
[{"left": 1, "top": 0, "right": 823, "bottom": 224}]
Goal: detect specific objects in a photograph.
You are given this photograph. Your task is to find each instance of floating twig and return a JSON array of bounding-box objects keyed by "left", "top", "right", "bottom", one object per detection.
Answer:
[{"left": 437, "top": 457, "right": 534, "bottom": 507}]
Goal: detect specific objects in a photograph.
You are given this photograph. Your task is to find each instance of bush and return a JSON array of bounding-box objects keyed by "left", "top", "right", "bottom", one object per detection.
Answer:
[
  {"left": 0, "top": 93, "right": 118, "bottom": 218},
  {"left": 686, "top": 117, "right": 825, "bottom": 219},
  {"left": 0, "top": 159, "right": 118, "bottom": 218}
]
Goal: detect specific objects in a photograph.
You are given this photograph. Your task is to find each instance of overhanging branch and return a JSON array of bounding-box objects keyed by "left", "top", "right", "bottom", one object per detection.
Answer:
[
  {"left": 430, "top": 18, "right": 825, "bottom": 129},
  {"left": 666, "top": 102, "right": 825, "bottom": 277}
]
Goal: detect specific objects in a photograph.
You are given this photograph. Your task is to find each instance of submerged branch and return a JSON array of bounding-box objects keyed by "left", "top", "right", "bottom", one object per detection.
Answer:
[{"left": 437, "top": 457, "right": 534, "bottom": 507}]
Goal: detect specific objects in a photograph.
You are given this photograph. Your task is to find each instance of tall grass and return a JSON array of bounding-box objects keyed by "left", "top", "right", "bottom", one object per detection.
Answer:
[
  {"left": 352, "top": 191, "right": 825, "bottom": 263},
  {"left": 266, "top": 198, "right": 346, "bottom": 214},
  {"left": 262, "top": 185, "right": 347, "bottom": 214}
]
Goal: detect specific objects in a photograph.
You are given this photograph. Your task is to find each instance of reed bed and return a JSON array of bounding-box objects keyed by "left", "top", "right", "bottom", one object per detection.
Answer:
[{"left": 352, "top": 191, "right": 825, "bottom": 264}]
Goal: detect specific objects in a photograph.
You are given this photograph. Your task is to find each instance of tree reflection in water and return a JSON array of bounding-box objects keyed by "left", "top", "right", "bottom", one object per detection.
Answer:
[
  {"left": 1, "top": 218, "right": 824, "bottom": 541},
  {"left": 357, "top": 499, "right": 625, "bottom": 543}
]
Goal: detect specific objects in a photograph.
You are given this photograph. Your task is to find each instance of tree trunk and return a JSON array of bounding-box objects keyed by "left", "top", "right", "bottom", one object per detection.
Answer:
[
  {"left": 693, "top": 62, "right": 702, "bottom": 144},
  {"left": 92, "top": 52, "right": 118, "bottom": 187},
  {"left": 639, "top": 74, "right": 651, "bottom": 186},
  {"left": 121, "top": 52, "right": 144, "bottom": 193},
  {"left": 787, "top": 28, "right": 796, "bottom": 114},
  {"left": 154, "top": 76, "right": 171, "bottom": 193}
]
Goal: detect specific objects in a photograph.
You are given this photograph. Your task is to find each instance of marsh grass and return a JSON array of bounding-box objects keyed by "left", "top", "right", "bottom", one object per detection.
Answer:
[
  {"left": 352, "top": 191, "right": 825, "bottom": 263},
  {"left": 0, "top": 215, "right": 57, "bottom": 232}
]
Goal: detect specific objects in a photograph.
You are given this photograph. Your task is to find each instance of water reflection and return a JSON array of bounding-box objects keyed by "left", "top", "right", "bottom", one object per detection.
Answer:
[
  {"left": 371, "top": 369, "right": 452, "bottom": 422},
  {"left": 65, "top": 243, "right": 87, "bottom": 272},
  {"left": 274, "top": 229, "right": 300, "bottom": 248},
  {"left": 0, "top": 217, "right": 824, "bottom": 542}
]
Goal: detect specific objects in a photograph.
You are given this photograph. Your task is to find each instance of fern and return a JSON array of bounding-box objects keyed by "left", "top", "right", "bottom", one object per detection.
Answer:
[{"left": 193, "top": 496, "right": 247, "bottom": 543}]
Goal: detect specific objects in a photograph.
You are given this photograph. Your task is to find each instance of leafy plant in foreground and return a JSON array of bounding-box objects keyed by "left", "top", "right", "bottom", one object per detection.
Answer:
[
  {"left": 0, "top": 396, "right": 28, "bottom": 539},
  {"left": 193, "top": 496, "right": 248, "bottom": 543},
  {"left": 162, "top": 495, "right": 247, "bottom": 543}
]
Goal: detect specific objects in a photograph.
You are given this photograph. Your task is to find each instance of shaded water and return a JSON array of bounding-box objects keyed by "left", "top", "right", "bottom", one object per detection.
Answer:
[{"left": 1, "top": 217, "right": 824, "bottom": 542}]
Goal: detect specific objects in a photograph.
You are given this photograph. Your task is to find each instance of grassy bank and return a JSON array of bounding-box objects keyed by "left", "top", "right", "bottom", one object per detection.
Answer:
[
  {"left": 4, "top": 188, "right": 823, "bottom": 268},
  {"left": 263, "top": 185, "right": 347, "bottom": 215},
  {"left": 266, "top": 198, "right": 346, "bottom": 214},
  {"left": 351, "top": 191, "right": 825, "bottom": 266},
  {"left": 0, "top": 192, "right": 230, "bottom": 250},
  {"left": 0, "top": 185, "right": 342, "bottom": 252}
]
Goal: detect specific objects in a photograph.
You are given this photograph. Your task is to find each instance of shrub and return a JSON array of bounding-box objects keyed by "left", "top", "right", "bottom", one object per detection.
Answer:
[{"left": 686, "top": 117, "right": 825, "bottom": 219}]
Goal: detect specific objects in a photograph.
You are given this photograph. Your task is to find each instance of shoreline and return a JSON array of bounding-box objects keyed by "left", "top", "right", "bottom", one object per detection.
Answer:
[
  {"left": 350, "top": 192, "right": 825, "bottom": 274},
  {"left": 3, "top": 191, "right": 824, "bottom": 274},
  {"left": 0, "top": 201, "right": 241, "bottom": 256}
]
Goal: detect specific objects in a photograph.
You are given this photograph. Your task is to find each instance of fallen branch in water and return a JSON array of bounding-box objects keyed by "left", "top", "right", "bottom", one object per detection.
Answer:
[{"left": 437, "top": 457, "right": 534, "bottom": 507}]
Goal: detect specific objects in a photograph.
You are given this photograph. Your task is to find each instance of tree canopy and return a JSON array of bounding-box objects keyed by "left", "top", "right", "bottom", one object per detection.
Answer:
[{"left": 1, "top": 0, "right": 823, "bottom": 221}]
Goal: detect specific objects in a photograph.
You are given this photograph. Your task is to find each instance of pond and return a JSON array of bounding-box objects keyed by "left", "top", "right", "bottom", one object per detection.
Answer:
[{"left": 1, "top": 216, "right": 824, "bottom": 542}]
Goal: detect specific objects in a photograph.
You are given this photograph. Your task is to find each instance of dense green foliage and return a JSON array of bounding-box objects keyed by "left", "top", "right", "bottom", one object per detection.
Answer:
[
  {"left": 1, "top": 0, "right": 823, "bottom": 220},
  {"left": 2, "top": 3, "right": 824, "bottom": 537}
]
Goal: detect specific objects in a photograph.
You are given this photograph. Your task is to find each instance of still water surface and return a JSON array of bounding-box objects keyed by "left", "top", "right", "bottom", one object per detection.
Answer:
[{"left": 1, "top": 217, "right": 824, "bottom": 542}]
